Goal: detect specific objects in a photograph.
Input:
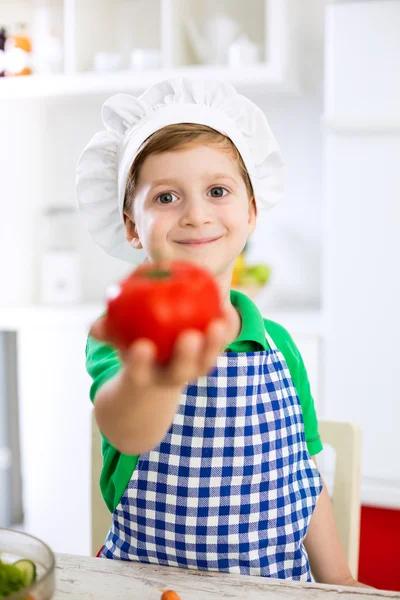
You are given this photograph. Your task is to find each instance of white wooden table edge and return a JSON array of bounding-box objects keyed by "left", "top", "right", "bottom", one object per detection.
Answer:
[{"left": 54, "top": 553, "right": 400, "bottom": 599}]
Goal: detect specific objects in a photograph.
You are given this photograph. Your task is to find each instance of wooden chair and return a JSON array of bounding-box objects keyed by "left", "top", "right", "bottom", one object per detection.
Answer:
[
  {"left": 91, "top": 415, "right": 362, "bottom": 577},
  {"left": 91, "top": 412, "right": 111, "bottom": 556},
  {"left": 318, "top": 420, "right": 362, "bottom": 579}
]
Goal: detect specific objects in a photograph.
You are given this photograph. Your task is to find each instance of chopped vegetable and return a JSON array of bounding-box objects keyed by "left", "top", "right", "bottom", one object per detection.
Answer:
[
  {"left": 161, "top": 591, "right": 181, "bottom": 600},
  {"left": 0, "top": 558, "right": 37, "bottom": 598},
  {"left": 13, "top": 560, "right": 37, "bottom": 588},
  {"left": 0, "top": 560, "right": 26, "bottom": 597}
]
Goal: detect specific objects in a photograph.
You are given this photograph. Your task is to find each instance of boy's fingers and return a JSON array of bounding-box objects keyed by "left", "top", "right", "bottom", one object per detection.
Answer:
[
  {"left": 89, "top": 318, "right": 108, "bottom": 341},
  {"left": 168, "top": 330, "right": 203, "bottom": 384},
  {"left": 93, "top": 311, "right": 234, "bottom": 384},
  {"left": 124, "top": 339, "right": 157, "bottom": 387}
]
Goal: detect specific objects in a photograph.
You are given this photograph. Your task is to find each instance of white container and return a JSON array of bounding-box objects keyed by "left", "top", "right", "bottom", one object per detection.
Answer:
[
  {"left": 93, "top": 51, "right": 121, "bottom": 72},
  {"left": 228, "top": 35, "right": 260, "bottom": 68},
  {"left": 40, "top": 206, "right": 81, "bottom": 305},
  {"left": 32, "top": 6, "right": 63, "bottom": 74},
  {"left": 130, "top": 48, "right": 161, "bottom": 70},
  {"left": 186, "top": 14, "right": 240, "bottom": 65},
  {"left": 40, "top": 251, "right": 81, "bottom": 305}
]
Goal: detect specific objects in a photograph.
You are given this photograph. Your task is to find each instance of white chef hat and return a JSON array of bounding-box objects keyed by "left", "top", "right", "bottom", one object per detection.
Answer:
[{"left": 76, "top": 77, "right": 285, "bottom": 263}]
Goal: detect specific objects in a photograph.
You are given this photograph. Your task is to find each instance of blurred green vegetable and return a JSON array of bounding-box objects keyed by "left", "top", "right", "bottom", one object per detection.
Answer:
[
  {"left": 237, "top": 264, "right": 271, "bottom": 286},
  {"left": 0, "top": 558, "right": 37, "bottom": 598},
  {"left": 0, "top": 559, "right": 26, "bottom": 597}
]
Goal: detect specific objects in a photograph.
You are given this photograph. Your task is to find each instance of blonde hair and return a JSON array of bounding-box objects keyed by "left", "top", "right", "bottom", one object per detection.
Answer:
[{"left": 123, "top": 123, "right": 254, "bottom": 214}]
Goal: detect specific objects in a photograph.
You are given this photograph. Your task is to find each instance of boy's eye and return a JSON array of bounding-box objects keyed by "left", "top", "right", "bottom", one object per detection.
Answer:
[
  {"left": 156, "top": 192, "right": 178, "bottom": 204},
  {"left": 208, "top": 187, "right": 228, "bottom": 198}
]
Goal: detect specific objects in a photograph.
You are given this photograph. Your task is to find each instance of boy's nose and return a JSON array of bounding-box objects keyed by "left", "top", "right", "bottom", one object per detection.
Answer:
[{"left": 179, "top": 197, "right": 213, "bottom": 227}]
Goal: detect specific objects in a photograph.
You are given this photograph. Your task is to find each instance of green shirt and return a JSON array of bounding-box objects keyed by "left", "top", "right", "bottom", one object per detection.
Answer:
[{"left": 86, "top": 290, "right": 323, "bottom": 513}]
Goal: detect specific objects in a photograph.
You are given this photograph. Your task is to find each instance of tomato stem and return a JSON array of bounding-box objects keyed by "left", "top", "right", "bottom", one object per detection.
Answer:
[{"left": 142, "top": 269, "right": 171, "bottom": 280}]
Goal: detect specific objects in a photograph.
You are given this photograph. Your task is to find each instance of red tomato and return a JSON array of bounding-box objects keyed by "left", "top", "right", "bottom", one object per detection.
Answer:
[{"left": 105, "top": 261, "right": 223, "bottom": 363}]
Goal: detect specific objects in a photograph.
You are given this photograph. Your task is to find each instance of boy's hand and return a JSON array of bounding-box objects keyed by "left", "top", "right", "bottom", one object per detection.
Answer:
[
  {"left": 90, "top": 314, "right": 232, "bottom": 389},
  {"left": 90, "top": 311, "right": 236, "bottom": 454}
]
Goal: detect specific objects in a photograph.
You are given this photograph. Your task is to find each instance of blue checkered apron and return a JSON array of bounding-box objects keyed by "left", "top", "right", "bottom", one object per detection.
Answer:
[{"left": 101, "top": 329, "right": 323, "bottom": 581}]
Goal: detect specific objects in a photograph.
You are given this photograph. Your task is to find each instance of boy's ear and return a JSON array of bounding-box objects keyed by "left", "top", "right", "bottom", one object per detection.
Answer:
[
  {"left": 124, "top": 212, "right": 142, "bottom": 249},
  {"left": 248, "top": 197, "right": 257, "bottom": 235}
]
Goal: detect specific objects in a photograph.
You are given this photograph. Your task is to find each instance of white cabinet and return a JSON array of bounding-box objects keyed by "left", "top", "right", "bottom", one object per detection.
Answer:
[
  {"left": 17, "top": 322, "right": 93, "bottom": 555},
  {"left": 73, "top": 0, "right": 267, "bottom": 71},
  {"left": 0, "top": 0, "right": 305, "bottom": 98},
  {"left": 0, "top": 307, "right": 97, "bottom": 555}
]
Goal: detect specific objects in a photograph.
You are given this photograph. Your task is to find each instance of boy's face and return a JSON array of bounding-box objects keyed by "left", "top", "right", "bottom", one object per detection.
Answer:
[{"left": 125, "top": 144, "right": 256, "bottom": 283}]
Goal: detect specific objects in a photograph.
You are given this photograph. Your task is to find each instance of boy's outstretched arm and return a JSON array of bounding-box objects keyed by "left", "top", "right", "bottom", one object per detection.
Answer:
[
  {"left": 304, "top": 457, "right": 370, "bottom": 587},
  {"left": 90, "top": 314, "right": 232, "bottom": 455}
]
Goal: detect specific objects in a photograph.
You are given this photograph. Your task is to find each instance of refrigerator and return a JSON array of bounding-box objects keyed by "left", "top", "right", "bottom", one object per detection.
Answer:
[{"left": 322, "top": 0, "right": 400, "bottom": 506}]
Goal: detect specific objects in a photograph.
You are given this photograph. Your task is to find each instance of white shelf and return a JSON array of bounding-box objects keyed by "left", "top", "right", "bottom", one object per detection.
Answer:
[
  {"left": 0, "top": 0, "right": 302, "bottom": 100},
  {"left": 0, "top": 63, "right": 295, "bottom": 100}
]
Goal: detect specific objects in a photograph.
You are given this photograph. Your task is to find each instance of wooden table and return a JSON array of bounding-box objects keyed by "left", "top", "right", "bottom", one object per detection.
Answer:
[{"left": 54, "top": 553, "right": 400, "bottom": 599}]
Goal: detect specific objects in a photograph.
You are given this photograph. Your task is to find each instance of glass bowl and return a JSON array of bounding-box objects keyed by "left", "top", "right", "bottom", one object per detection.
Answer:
[{"left": 0, "top": 529, "right": 55, "bottom": 599}]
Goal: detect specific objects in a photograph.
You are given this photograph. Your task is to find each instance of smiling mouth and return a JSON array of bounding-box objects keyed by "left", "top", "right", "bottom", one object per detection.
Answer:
[{"left": 175, "top": 236, "right": 222, "bottom": 247}]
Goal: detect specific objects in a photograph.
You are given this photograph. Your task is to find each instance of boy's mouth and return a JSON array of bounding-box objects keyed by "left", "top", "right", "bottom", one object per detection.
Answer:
[{"left": 175, "top": 236, "right": 222, "bottom": 247}]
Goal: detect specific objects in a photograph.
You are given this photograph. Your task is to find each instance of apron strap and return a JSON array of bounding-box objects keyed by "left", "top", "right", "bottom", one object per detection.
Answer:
[{"left": 264, "top": 327, "right": 278, "bottom": 351}]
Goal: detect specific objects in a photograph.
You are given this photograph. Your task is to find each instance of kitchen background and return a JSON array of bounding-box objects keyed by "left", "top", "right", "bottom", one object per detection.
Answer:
[{"left": 0, "top": 0, "right": 399, "bottom": 590}]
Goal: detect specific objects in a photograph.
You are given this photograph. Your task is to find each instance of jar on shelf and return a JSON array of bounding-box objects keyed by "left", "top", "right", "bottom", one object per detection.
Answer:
[
  {"left": 5, "top": 23, "right": 32, "bottom": 76},
  {"left": 32, "top": 4, "right": 63, "bottom": 74},
  {"left": 40, "top": 206, "right": 81, "bottom": 305}
]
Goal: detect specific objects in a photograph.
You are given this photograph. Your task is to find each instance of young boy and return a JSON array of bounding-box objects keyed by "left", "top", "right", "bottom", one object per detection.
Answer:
[{"left": 77, "top": 78, "right": 364, "bottom": 585}]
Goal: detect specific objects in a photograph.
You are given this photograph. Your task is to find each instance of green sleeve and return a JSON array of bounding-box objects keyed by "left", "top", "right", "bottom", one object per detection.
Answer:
[
  {"left": 263, "top": 319, "right": 323, "bottom": 456},
  {"left": 86, "top": 334, "right": 139, "bottom": 513},
  {"left": 86, "top": 334, "right": 122, "bottom": 403}
]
